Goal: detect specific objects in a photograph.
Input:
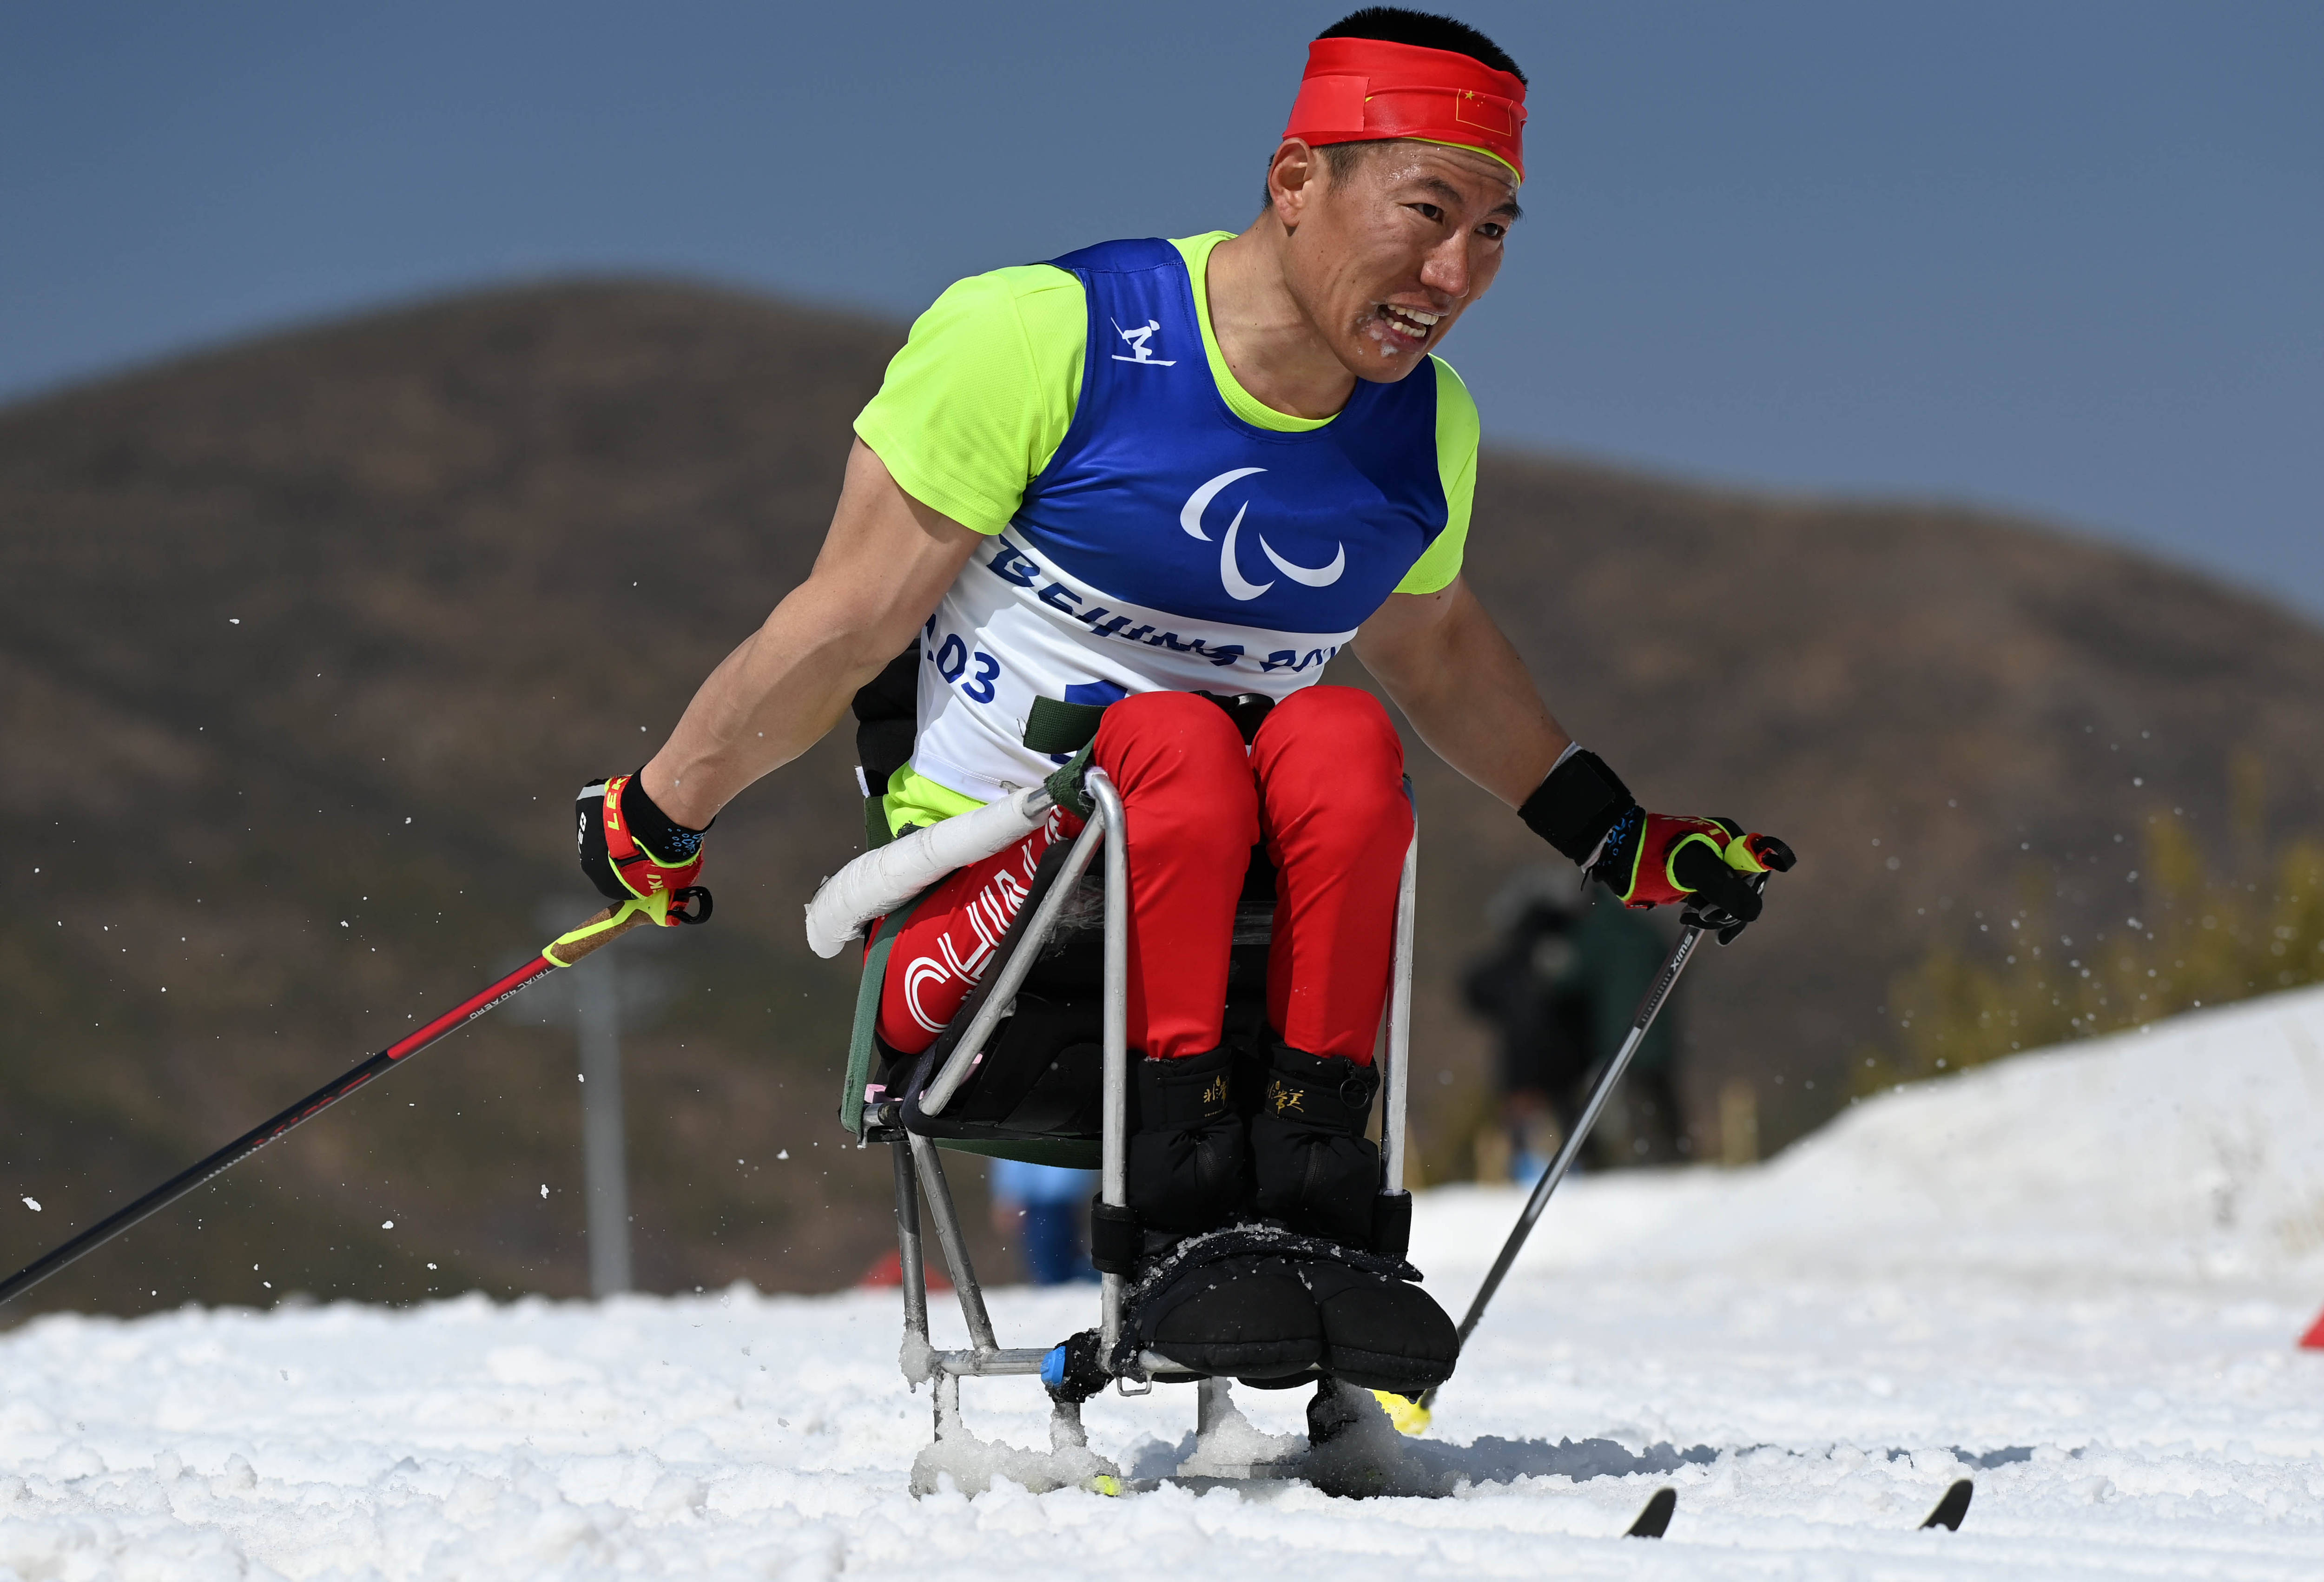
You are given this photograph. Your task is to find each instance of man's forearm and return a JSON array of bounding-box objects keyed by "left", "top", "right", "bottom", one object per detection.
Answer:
[
  {"left": 639, "top": 589, "right": 900, "bottom": 826},
  {"left": 1357, "top": 579, "right": 1571, "bottom": 808},
  {"left": 636, "top": 441, "right": 977, "bottom": 828}
]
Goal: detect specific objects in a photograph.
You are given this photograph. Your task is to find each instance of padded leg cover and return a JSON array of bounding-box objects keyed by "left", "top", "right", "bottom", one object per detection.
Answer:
[
  {"left": 1293, "top": 1258, "right": 1460, "bottom": 1394},
  {"left": 1249, "top": 1043, "right": 1380, "bottom": 1246},
  {"left": 1128, "top": 1045, "right": 1249, "bottom": 1235},
  {"left": 1116, "top": 1226, "right": 1445, "bottom": 1391},
  {"left": 1136, "top": 1253, "right": 1322, "bottom": 1382}
]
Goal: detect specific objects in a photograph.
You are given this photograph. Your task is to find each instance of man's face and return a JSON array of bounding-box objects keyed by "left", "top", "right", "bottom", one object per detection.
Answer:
[{"left": 1274, "top": 139, "right": 1519, "bottom": 382}]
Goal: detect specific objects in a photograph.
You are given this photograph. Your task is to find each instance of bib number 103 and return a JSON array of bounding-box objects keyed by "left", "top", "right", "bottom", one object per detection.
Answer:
[{"left": 931, "top": 632, "right": 1001, "bottom": 705}]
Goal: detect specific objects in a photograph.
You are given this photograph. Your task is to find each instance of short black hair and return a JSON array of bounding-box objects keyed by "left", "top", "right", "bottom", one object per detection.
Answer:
[{"left": 1316, "top": 7, "right": 1525, "bottom": 85}]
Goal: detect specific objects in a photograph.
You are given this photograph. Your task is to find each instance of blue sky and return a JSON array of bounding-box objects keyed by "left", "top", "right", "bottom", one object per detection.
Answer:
[{"left": 4, "top": 2, "right": 2317, "bottom": 613}]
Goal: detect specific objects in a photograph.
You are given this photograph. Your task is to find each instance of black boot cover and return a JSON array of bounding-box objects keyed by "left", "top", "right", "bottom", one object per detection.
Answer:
[
  {"left": 1127, "top": 1044, "right": 1249, "bottom": 1236},
  {"left": 1133, "top": 1251, "right": 1321, "bottom": 1383},
  {"left": 1249, "top": 1042, "right": 1381, "bottom": 1247},
  {"left": 1292, "top": 1257, "right": 1459, "bottom": 1394},
  {"left": 1117, "top": 1226, "right": 1449, "bottom": 1389}
]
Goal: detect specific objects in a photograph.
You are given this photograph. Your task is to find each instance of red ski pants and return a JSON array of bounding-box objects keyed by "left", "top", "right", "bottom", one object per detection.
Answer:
[{"left": 876, "top": 687, "right": 1412, "bottom": 1063}]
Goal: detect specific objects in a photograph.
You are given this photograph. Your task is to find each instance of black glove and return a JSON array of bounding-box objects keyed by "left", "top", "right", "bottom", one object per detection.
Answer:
[
  {"left": 575, "top": 772, "right": 713, "bottom": 926},
  {"left": 1519, "top": 748, "right": 1795, "bottom": 942}
]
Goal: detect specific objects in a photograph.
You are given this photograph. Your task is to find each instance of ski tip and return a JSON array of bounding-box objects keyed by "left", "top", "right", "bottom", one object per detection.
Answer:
[
  {"left": 1920, "top": 1477, "right": 1974, "bottom": 1531},
  {"left": 1373, "top": 1389, "right": 1432, "bottom": 1437},
  {"left": 1625, "top": 1485, "right": 1677, "bottom": 1539}
]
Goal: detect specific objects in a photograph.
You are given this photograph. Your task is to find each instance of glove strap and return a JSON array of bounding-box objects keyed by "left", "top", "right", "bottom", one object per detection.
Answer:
[
  {"left": 610, "top": 771, "right": 708, "bottom": 865},
  {"left": 1518, "top": 747, "right": 1636, "bottom": 865}
]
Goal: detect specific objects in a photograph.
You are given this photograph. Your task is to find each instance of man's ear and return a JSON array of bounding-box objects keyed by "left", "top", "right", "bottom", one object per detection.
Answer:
[{"left": 1266, "top": 139, "right": 1323, "bottom": 227}]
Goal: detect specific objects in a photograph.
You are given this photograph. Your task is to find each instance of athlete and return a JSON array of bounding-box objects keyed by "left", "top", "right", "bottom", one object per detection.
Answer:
[{"left": 575, "top": 8, "right": 1791, "bottom": 1395}]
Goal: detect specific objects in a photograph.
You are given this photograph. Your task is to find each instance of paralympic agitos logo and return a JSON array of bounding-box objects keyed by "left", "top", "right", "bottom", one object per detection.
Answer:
[{"left": 1179, "top": 468, "right": 1345, "bottom": 602}]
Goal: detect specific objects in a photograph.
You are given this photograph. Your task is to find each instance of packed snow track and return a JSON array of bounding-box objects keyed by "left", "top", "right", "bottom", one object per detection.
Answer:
[{"left": 7, "top": 987, "right": 2324, "bottom": 1579}]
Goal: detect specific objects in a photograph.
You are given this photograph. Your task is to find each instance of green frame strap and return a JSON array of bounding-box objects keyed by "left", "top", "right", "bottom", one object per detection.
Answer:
[
  {"left": 1022, "top": 696, "right": 1109, "bottom": 755},
  {"left": 839, "top": 899, "right": 922, "bottom": 1138}
]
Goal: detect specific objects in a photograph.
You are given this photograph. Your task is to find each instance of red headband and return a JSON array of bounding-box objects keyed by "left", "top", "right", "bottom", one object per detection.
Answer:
[{"left": 1281, "top": 35, "right": 1527, "bottom": 184}]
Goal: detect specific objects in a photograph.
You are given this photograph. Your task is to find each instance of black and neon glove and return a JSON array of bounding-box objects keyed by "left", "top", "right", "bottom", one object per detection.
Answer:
[
  {"left": 1593, "top": 809, "right": 1794, "bottom": 940},
  {"left": 1519, "top": 748, "right": 1795, "bottom": 942},
  {"left": 575, "top": 772, "right": 713, "bottom": 927}
]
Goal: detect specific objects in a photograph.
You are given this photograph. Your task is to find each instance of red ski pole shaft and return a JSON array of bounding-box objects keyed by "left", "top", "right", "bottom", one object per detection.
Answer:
[{"left": 0, "top": 901, "right": 663, "bottom": 1312}]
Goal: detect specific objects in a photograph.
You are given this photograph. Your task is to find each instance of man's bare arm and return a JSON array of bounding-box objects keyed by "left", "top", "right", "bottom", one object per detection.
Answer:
[
  {"left": 639, "top": 441, "right": 978, "bottom": 828},
  {"left": 1354, "top": 576, "right": 1571, "bottom": 807}
]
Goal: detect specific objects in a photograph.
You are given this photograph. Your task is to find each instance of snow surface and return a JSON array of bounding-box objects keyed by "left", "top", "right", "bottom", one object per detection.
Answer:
[{"left": 7, "top": 987, "right": 2324, "bottom": 1578}]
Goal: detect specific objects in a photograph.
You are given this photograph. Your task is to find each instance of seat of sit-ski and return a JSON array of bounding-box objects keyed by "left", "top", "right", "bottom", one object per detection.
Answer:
[{"left": 885, "top": 837, "right": 1278, "bottom": 1166}]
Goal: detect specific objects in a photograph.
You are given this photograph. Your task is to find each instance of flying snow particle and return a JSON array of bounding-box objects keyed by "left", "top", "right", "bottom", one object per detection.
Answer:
[
  {"left": 340, "top": 921, "right": 349, "bottom": 928},
  {"left": 21, "top": 1197, "right": 39, "bottom": 1212},
  {"left": 381, "top": 1219, "right": 394, "bottom": 1230},
  {"left": 540, "top": 1184, "right": 549, "bottom": 1198},
  {"left": 427, "top": 1262, "right": 437, "bottom": 1270},
  {"left": 776, "top": 1149, "right": 789, "bottom": 1160},
  {"left": 229, "top": 618, "right": 241, "bottom": 625}
]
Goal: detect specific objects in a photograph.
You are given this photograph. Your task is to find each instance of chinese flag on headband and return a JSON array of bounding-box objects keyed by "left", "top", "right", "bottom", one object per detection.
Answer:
[{"left": 2301, "top": 1305, "right": 2324, "bottom": 1350}]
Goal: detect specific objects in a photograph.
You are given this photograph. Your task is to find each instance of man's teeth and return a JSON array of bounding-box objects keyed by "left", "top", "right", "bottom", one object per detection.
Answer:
[{"left": 1382, "top": 305, "right": 1441, "bottom": 333}]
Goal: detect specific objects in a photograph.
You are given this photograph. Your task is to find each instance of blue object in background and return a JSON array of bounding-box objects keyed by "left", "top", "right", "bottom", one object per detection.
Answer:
[{"left": 990, "top": 1159, "right": 1098, "bottom": 1286}]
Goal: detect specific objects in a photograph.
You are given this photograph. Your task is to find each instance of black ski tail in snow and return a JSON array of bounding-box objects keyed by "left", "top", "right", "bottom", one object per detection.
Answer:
[
  {"left": 1921, "top": 1477, "right": 1974, "bottom": 1530},
  {"left": 1625, "top": 1486, "right": 1677, "bottom": 1538}
]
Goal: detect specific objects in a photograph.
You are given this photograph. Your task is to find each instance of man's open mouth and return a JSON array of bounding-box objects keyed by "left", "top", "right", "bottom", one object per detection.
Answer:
[{"left": 1370, "top": 303, "right": 1442, "bottom": 352}]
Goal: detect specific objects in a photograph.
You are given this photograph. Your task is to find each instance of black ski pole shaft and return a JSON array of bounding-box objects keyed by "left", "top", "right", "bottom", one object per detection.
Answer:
[
  {"left": 0, "top": 899, "right": 669, "bottom": 1312},
  {"left": 1423, "top": 922, "right": 1703, "bottom": 1406}
]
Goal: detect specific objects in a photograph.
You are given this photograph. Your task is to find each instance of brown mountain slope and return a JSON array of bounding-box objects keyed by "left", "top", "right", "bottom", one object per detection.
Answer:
[{"left": 3, "top": 279, "right": 2319, "bottom": 1318}]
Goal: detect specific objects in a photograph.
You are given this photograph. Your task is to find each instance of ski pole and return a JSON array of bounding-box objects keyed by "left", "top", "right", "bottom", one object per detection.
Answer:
[
  {"left": 1420, "top": 919, "right": 1704, "bottom": 1410},
  {"left": 0, "top": 888, "right": 707, "bottom": 1313}
]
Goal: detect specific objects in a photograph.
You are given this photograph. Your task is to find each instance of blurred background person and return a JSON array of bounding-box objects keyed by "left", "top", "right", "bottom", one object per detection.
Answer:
[
  {"left": 1464, "top": 868, "right": 1688, "bottom": 1180},
  {"left": 987, "top": 1159, "right": 1098, "bottom": 1286}
]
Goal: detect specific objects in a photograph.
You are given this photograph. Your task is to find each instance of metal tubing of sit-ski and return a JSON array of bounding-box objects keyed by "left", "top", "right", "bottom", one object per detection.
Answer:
[
  {"left": 933, "top": 1347, "right": 1050, "bottom": 1376},
  {"left": 890, "top": 1138, "right": 931, "bottom": 1366},
  {"left": 1089, "top": 769, "right": 1131, "bottom": 1358},
  {"left": 0, "top": 903, "right": 654, "bottom": 1312},
  {"left": 1449, "top": 923, "right": 1703, "bottom": 1351},
  {"left": 908, "top": 1133, "right": 999, "bottom": 1354},
  {"left": 1380, "top": 831, "right": 1418, "bottom": 1194},
  {"left": 918, "top": 804, "right": 1106, "bottom": 1117}
]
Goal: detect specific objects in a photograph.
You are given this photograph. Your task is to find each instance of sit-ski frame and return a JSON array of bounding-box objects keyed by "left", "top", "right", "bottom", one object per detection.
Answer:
[{"left": 859, "top": 766, "right": 1420, "bottom": 1458}]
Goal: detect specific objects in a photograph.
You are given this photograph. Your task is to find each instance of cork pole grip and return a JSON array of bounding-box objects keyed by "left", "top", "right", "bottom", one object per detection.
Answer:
[{"left": 547, "top": 904, "right": 656, "bottom": 965}]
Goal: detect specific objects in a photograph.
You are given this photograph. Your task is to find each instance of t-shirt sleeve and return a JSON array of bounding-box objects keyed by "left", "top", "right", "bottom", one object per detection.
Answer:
[
  {"left": 1393, "top": 356, "right": 1480, "bottom": 595},
  {"left": 852, "top": 265, "right": 1086, "bottom": 536}
]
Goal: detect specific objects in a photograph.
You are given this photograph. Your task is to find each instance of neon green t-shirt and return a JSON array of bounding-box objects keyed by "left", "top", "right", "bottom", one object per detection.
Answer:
[
  {"left": 854, "top": 231, "right": 1478, "bottom": 594},
  {"left": 852, "top": 232, "right": 1480, "bottom": 835}
]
